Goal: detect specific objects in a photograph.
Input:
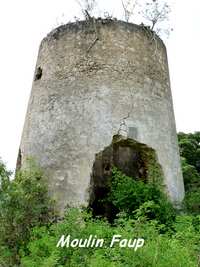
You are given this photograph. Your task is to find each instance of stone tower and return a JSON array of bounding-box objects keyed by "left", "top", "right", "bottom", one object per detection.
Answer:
[{"left": 19, "top": 20, "right": 185, "bottom": 211}]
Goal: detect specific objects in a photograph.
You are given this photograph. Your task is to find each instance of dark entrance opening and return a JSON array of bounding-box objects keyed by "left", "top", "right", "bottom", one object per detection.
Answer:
[{"left": 89, "top": 135, "right": 163, "bottom": 222}]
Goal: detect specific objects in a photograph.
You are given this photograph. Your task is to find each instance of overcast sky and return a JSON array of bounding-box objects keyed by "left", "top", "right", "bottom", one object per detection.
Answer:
[{"left": 0, "top": 0, "right": 199, "bottom": 171}]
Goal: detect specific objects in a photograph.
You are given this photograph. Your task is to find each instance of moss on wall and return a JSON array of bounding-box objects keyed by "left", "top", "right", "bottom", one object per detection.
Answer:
[{"left": 89, "top": 135, "right": 165, "bottom": 219}]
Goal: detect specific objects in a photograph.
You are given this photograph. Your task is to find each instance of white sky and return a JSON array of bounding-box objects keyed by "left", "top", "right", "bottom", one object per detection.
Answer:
[{"left": 0, "top": 0, "right": 199, "bottom": 171}]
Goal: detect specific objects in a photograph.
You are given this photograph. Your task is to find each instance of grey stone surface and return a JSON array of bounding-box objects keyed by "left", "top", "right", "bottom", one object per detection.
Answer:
[{"left": 19, "top": 20, "right": 185, "bottom": 211}]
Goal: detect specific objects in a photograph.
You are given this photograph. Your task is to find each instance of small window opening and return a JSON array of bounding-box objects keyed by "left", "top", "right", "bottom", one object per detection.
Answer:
[
  {"left": 104, "top": 163, "right": 110, "bottom": 172},
  {"left": 34, "top": 67, "right": 42, "bottom": 81}
]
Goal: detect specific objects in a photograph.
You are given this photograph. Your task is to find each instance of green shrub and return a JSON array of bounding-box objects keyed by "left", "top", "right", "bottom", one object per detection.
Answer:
[
  {"left": 178, "top": 133, "right": 200, "bottom": 215},
  {"left": 178, "top": 132, "right": 200, "bottom": 173},
  {"left": 0, "top": 160, "right": 56, "bottom": 266},
  {"left": 107, "top": 167, "right": 175, "bottom": 229},
  {"left": 181, "top": 157, "right": 200, "bottom": 191},
  {"left": 20, "top": 208, "right": 198, "bottom": 267},
  {"left": 184, "top": 191, "right": 200, "bottom": 214},
  {"left": 2, "top": 129, "right": 200, "bottom": 266},
  {"left": 0, "top": 160, "right": 11, "bottom": 182}
]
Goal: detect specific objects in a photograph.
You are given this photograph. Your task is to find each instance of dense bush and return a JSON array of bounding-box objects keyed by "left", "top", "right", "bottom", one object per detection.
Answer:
[
  {"left": 19, "top": 208, "right": 199, "bottom": 267},
  {"left": 0, "top": 131, "right": 200, "bottom": 266},
  {"left": 178, "top": 132, "right": 200, "bottom": 172},
  {"left": 184, "top": 191, "right": 200, "bottom": 214},
  {"left": 1, "top": 160, "right": 199, "bottom": 267},
  {"left": 178, "top": 132, "right": 200, "bottom": 214},
  {"left": 18, "top": 167, "right": 197, "bottom": 266},
  {"left": 107, "top": 167, "right": 175, "bottom": 229},
  {"left": 181, "top": 157, "right": 200, "bottom": 191},
  {"left": 0, "top": 160, "right": 57, "bottom": 266}
]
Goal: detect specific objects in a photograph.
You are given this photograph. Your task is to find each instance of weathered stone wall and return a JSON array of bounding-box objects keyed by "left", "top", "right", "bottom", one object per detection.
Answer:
[{"left": 19, "top": 20, "right": 184, "bottom": 211}]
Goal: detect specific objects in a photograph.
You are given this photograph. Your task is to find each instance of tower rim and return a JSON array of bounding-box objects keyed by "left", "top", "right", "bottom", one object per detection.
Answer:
[{"left": 41, "top": 19, "right": 166, "bottom": 50}]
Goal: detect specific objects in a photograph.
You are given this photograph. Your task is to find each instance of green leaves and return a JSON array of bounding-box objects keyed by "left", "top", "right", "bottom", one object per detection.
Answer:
[
  {"left": 19, "top": 208, "right": 198, "bottom": 267},
  {"left": 178, "top": 131, "right": 200, "bottom": 172},
  {"left": 0, "top": 160, "right": 56, "bottom": 266},
  {"left": 108, "top": 167, "right": 175, "bottom": 228},
  {"left": 1, "top": 130, "right": 200, "bottom": 266},
  {"left": 178, "top": 132, "right": 200, "bottom": 214}
]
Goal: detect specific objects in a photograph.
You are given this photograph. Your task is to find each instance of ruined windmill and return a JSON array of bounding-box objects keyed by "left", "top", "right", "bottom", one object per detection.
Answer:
[{"left": 18, "top": 20, "right": 185, "bottom": 212}]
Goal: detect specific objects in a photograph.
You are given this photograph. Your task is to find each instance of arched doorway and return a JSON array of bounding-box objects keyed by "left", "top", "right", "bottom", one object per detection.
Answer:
[{"left": 89, "top": 135, "right": 164, "bottom": 221}]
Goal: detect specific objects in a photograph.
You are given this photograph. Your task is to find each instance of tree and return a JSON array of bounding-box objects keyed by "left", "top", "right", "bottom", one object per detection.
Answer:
[
  {"left": 76, "top": 0, "right": 98, "bottom": 19},
  {"left": 0, "top": 160, "right": 56, "bottom": 266},
  {"left": 121, "top": 0, "right": 137, "bottom": 22},
  {"left": 178, "top": 132, "right": 200, "bottom": 214},
  {"left": 178, "top": 132, "right": 200, "bottom": 173},
  {"left": 139, "top": 0, "right": 171, "bottom": 31}
]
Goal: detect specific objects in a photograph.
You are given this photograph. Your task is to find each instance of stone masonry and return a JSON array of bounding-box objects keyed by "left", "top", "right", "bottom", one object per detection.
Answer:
[{"left": 19, "top": 20, "right": 185, "bottom": 211}]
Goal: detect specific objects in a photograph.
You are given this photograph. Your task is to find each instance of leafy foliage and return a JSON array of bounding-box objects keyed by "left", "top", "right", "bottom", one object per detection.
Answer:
[
  {"left": 0, "top": 160, "right": 57, "bottom": 266},
  {"left": 184, "top": 191, "right": 200, "bottom": 215},
  {"left": 19, "top": 208, "right": 198, "bottom": 267},
  {"left": 181, "top": 157, "right": 200, "bottom": 191},
  {"left": 178, "top": 132, "right": 200, "bottom": 173},
  {"left": 107, "top": 167, "right": 175, "bottom": 229},
  {"left": 0, "top": 131, "right": 200, "bottom": 266},
  {"left": 178, "top": 132, "right": 200, "bottom": 214}
]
